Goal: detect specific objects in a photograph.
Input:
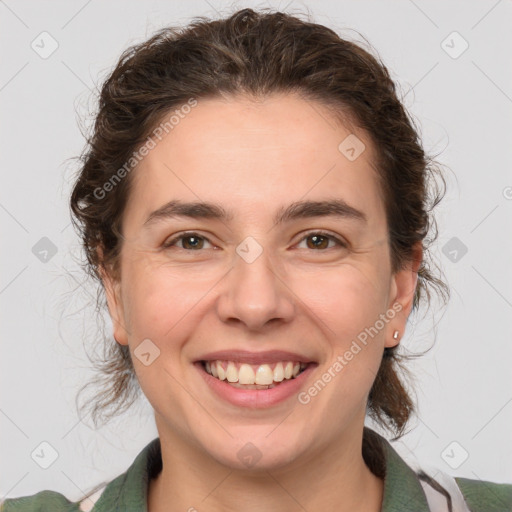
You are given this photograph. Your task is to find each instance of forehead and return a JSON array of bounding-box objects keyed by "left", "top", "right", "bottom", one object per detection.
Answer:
[{"left": 125, "top": 92, "right": 385, "bottom": 230}]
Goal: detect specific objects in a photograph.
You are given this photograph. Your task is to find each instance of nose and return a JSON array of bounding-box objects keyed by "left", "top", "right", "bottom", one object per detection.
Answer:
[{"left": 216, "top": 247, "right": 295, "bottom": 331}]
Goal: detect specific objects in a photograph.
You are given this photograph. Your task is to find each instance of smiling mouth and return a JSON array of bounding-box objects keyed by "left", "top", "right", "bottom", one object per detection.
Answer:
[{"left": 201, "top": 360, "right": 309, "bottom": 390}]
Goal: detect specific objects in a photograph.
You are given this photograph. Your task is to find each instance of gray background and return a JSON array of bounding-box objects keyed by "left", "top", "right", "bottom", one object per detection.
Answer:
[{"left": 1, "top": 0, "right": 511, "bottom": 500}]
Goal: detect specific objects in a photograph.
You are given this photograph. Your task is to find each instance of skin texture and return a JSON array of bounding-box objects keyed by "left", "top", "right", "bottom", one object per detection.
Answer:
[{"left": 101, "top": 92, "right": 421, "bottom": 512}]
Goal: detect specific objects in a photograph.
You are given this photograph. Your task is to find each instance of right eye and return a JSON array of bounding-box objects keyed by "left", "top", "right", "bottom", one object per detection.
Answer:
[{"left": 162, "top": 232, "right": 215, "bottom": 251}]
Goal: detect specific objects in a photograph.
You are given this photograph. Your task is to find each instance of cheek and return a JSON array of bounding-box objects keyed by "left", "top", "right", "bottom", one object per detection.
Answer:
[
  {"left": 119, "top": 261, "right": 211, "bottom": 407},
  {"left": 292, "top": 263, "right": 389, "bottom": 343},
  {"left": 121, "top": 257, "right": 218, "bottom": 346},
  {"left": 291, "top": 263, "right": 389, "bottom": 402}
]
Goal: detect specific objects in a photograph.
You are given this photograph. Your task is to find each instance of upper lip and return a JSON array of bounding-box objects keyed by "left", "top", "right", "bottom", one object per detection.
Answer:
[{"left": 196, "top": 350, "right": 315, "bottom": 365}]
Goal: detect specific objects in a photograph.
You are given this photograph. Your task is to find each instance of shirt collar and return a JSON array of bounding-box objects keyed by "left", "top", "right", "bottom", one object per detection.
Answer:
[
  {"left": 90, "top": 428, "right": 430, "bottom": 512},
  {"left": 370, "top": 428, "right": 431, "bottom": 512}
]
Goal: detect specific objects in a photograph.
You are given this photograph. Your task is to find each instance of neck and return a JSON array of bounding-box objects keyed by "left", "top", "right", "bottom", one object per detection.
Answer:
[{"left": 148, "top": 423, "right": 384, "bottom": 512}]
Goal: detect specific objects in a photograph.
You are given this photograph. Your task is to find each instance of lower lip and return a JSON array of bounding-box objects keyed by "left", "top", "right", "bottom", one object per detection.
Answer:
[{"left": 195, "top": 362, "right": 316, "bottom": 408}]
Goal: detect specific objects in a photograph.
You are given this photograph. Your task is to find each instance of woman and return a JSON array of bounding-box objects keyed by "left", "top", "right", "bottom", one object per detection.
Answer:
[{"left": 2, "top": 7, "right": 510, "bottom": 512}]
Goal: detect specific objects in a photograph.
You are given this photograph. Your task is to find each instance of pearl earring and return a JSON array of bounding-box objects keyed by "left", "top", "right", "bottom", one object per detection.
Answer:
[{"left": 393, "top": 330, "right": 399, "bottom": 340}]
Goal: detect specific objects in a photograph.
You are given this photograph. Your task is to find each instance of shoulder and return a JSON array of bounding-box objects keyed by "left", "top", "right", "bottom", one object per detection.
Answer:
[
  {"left": 455, "top": 476, "right": 512, "bottom": 512},
  {"left": 418, "top": 468, "right": 512, "bottom": 512},
  {"left": 0, "top": 490, "right": 80, "bottom": 511},
  {"left": 0, "top": 484, "right": 107, "bottom": 512},
  {"left": 367, "top": 427, "right": 512, "bottom": 512},
  {"left": 0, "top": 438, "right": 160, "bottom": 512}
]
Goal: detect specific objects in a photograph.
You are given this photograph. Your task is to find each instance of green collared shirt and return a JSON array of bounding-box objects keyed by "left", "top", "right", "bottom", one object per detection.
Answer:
[{"left": 2, "top": 428, "right": 511, "bottom": 511}]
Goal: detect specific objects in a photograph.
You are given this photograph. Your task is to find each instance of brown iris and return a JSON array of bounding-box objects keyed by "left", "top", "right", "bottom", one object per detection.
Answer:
[{"left": 306, "top": 234, "right": 330, "bottom": 250}]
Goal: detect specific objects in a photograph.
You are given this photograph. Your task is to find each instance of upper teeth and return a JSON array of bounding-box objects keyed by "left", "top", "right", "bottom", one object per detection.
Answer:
[{"left": 205, "top": 361, "right": 306, "bottom": 385}]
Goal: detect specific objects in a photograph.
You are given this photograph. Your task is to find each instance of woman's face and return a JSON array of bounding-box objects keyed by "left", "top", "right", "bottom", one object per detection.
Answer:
[{"left": 103, "top": 92, "right": 418, "bottom": 470}]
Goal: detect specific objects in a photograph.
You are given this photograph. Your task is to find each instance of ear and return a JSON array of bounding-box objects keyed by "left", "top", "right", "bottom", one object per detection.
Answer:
[
  {"left": 385, "top": 242, "right": 422, "bottom": 348},
  {"left": 97, "top": 246, "right": 129, "bottom": 346}
]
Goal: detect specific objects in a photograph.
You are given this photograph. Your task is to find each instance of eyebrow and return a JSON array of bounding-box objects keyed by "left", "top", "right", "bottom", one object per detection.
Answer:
[{"left": 143, "top": 198, "right": 367, "bottom": 227}]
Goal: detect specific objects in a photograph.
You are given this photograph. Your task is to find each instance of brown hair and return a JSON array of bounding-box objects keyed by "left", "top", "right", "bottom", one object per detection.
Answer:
[{"left": 70, "top": 7, "right": 448, "bottom": 443}]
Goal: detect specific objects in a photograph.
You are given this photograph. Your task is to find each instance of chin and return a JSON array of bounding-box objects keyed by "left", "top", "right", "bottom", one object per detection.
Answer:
[{"left": 196, "top": 425, "right": 308, "bottom": 472}]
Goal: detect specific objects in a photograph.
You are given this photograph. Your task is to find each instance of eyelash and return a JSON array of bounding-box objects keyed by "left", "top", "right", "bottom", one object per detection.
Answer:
[{"left": 162, "top": 230, "right": 347, "bottom": 251}]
